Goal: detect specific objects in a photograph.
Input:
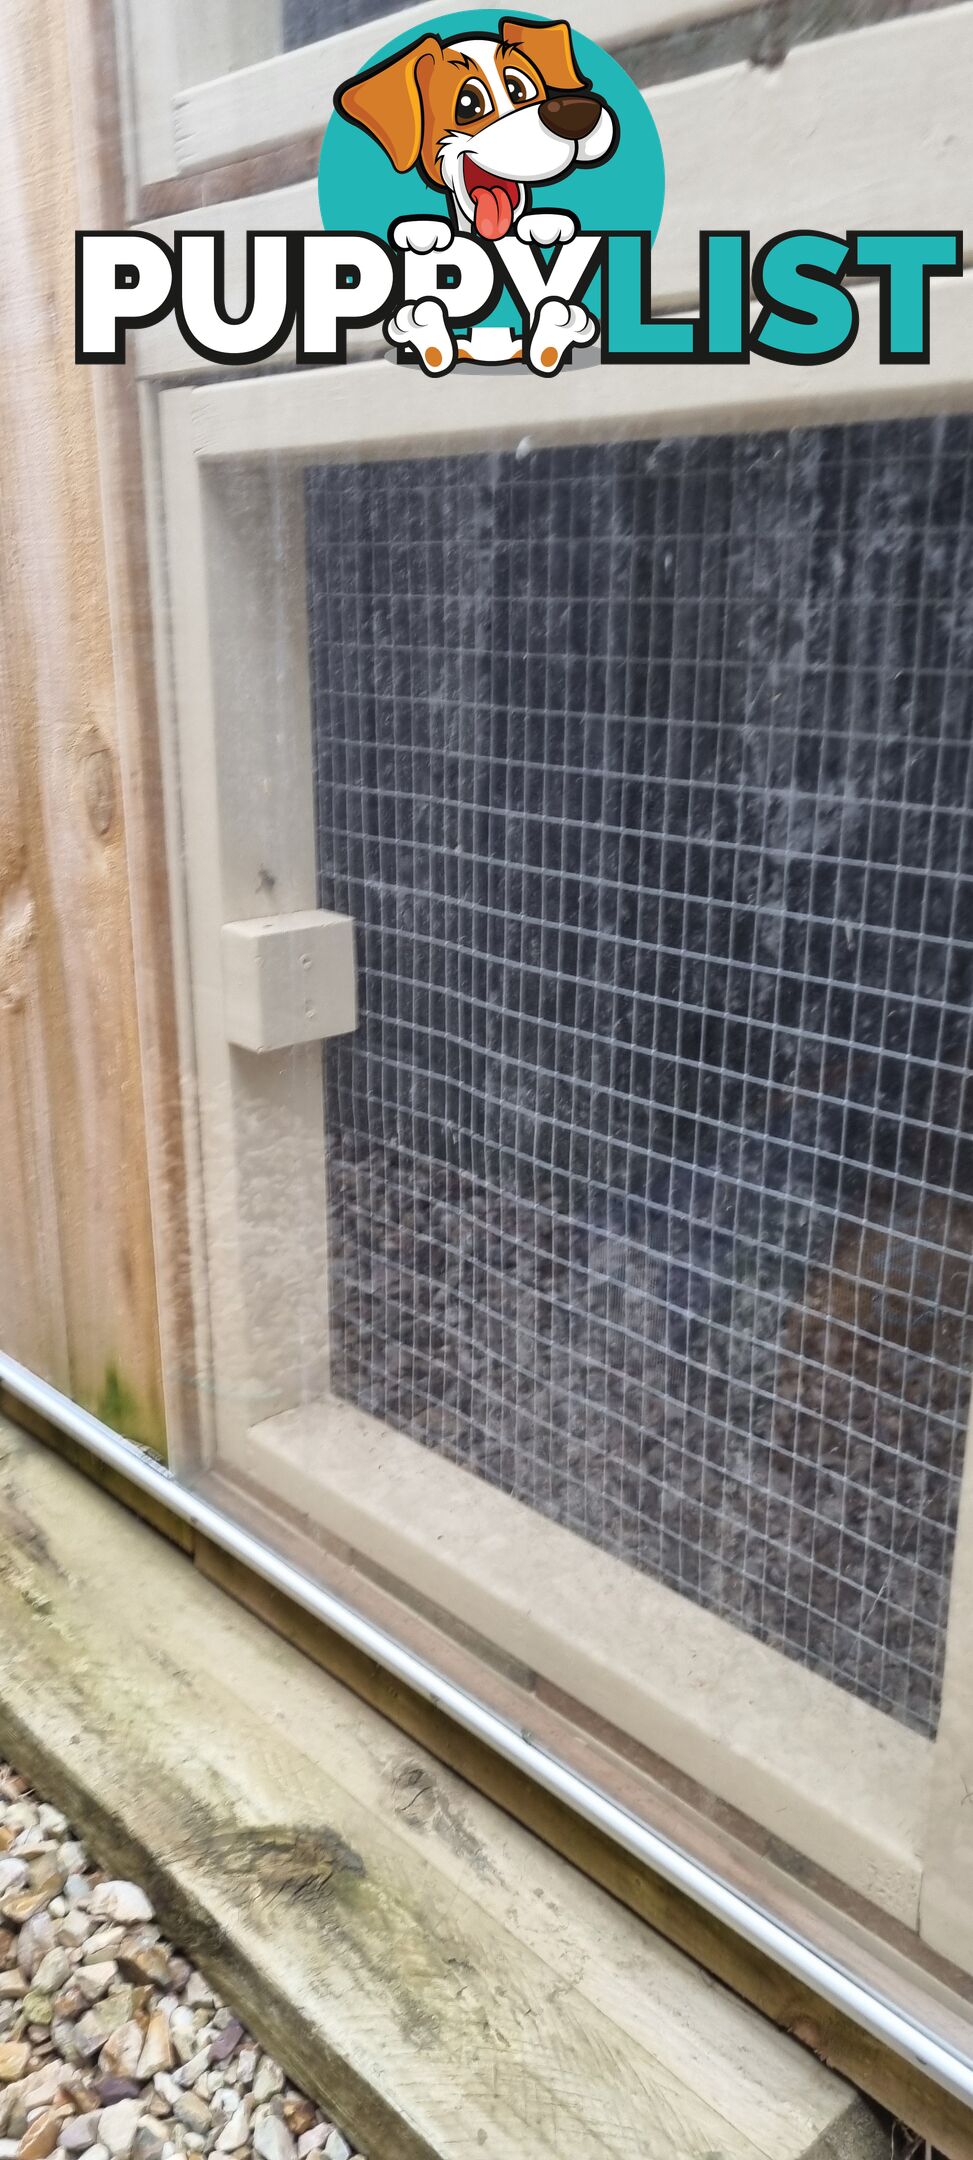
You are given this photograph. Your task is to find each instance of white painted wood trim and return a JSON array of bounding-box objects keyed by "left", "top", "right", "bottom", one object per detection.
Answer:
[
  {"left": 919, "top": 1384, "right": 973, "bottom": 1969},
  {"left": 222, "top": 910, "right": 357, "bottom": 1054},
  {"left": 234, "top": 1398, "right": 929, "bottom": 1922},
  {"left": 112, "top": 0, "right": 183, "bottom": 205},
  {"left": 156, "top": 389, "right": 333, "bottom": 1455},
  {"left": 184, "top": 274, "right": 973, "bottom": 467},
  {"left": 115, "top": 0, "right": 286, "bottom": 193},
  {"left": 137, "top": 1, "right": 973, "bottom": 383},
  {"left": 170, "top": 0, "right": 765, "bottom": 173},
  {"left": 134, "top": 382, "right": 219, "bottom": 1464},
  {"left": 170, "top": 1, "right": 973, "bottom": 252}
]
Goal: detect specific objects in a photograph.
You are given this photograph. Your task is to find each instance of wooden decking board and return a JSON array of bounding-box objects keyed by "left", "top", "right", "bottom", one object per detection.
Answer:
[{"left": 0, "top": 1418, "right": 885, "bottom": 2160}]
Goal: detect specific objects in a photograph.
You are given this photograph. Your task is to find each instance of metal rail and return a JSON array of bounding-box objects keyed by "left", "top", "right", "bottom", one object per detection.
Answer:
[{"left": 1, "top": 1345, "right": 971, "bottom": 2112}]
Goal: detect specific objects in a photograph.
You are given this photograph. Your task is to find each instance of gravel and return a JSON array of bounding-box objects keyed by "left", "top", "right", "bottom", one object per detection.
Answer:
[{"left": 0, "top": 1768, "right": 364, "bottom": 2160}]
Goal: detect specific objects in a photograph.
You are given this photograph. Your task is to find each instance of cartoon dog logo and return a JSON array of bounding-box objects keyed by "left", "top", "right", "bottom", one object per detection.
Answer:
[{"left": 335, "top": 17, "right": 619, "bottom": 367}]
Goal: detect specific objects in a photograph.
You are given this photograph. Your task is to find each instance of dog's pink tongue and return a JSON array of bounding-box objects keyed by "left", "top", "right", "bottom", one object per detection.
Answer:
[{"left": 472, "top": 185, "right": 513, "bottom": 240}]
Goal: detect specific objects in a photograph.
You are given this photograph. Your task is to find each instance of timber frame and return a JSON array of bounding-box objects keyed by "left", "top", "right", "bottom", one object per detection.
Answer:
[{"left": 99, "top": 0, "right": 973, "bottom": 2138}]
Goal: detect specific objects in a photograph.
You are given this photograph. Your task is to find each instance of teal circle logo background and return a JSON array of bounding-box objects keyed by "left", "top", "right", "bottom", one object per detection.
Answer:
[{"left": 318, "top": 13, "right": 665, "bottom": 243}]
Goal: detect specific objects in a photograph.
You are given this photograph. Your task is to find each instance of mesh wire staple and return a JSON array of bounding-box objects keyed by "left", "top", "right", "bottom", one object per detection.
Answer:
[{"left": 308, "top": 417, "right": 973, "bottom": 1739}]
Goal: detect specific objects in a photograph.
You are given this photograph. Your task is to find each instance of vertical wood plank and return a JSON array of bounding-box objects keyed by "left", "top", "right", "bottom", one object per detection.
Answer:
[
  {"left": 68, "top": 0, "right": 203, "bottom": 1462},
  {"left": 0, "top": 657, "right": 70, "bottom": 1385},
  {"left": 0, "top": 0, "right": 166, "bottom": 1449}
]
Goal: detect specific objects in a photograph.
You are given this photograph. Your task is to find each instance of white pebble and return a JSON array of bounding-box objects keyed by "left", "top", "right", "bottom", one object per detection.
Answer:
[
  {"left": 75, "top": 1964, "right": 117, "bottom": 2005},
  {"left": 56, "top": 1912, "right": 91, "bottom": 1950},
  {"left": 167, "top": 2014, "right": 196, "bottom": 2069},
  {"left": 88, "top": 1886, "right": 153, "bottom": 1928},
  {"left": 37, "top": 1809, "right": 68, "bottom": 1838},
  {"left": 5, "top": 1805, "right": 37, "bottom": 1833},
  {"left": 213, "top": 2107, "right": 249, "bottom": 2154},
  {"left": 82, "top": 1931, "right": 123, "bottom": 1961},
  {"left": 173, "top": 2052, "right": 209, "bottom": 2090},
  {"left": 56, "top": 1847, "right": 87, "bottom": 1878},
  {"left": 99, "top": 2103, "right": 145, "bottom": 2160},
  {"left": 253, "top": 2118, "right": 295, "bottom": 2160},
  {"left": 322, "top": 2139, "right": 351, "bottom": 2160}
]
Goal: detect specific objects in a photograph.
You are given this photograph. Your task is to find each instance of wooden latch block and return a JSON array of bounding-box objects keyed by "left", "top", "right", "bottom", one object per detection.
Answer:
[{"left": 221, "top": 910, "right": 357, "bottom": 1053}]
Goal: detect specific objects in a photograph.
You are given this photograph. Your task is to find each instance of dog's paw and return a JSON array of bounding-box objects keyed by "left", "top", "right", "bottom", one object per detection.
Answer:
[
  {"left": 514, "top": 209, "right": 578, "bottom": 248},
  {"left": 386, "top": 298, "right": 456, "bottom": 374},
  {"left": 528, "top": 296, "right": 597, "bottom": 374},
  {"left": 391, "top": 218, "right": 454, "bottom": 254}
]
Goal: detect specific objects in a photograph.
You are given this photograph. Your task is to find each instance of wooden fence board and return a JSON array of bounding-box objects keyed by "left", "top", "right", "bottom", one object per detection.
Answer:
[{"left": 0, "top": 0, "right": 165, "bottom": 1448}]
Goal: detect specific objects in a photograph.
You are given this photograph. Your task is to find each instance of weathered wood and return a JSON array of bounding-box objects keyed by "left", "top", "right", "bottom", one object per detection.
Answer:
[
  {"left": 235, "top": 1400, "right": 927, "bottom": 1922},
  {"left": 65, "top": 0, "right": 201, "bottom": 1462},
  {"left": 0, "top": 1416, "right": 887, "bottom": 2160},
  {"left": 4, "top": 1397, "right": 971, "bottom": 2156},
  {"left": 0, "top": 673, "right": 69, "bottom": 1386},
  {"left": 167, "top": 0, "right": 973, "bottom": 271},
  {"left": 0, "top": 0, "right": 166, "bottom": 1448},
  {"left": 195, "top": 1462, "right": 973, "bottom": 2160},
  {"left": 117, "top": 0, "right": 285, "bottom": 198}
]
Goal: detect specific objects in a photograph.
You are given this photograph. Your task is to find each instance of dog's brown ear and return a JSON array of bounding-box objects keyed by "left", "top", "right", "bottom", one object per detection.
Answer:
[
  {"left": 335, "top": 35, "right": 441, "bottom": 171},
  {"left": 500, "top": 18, "right": 588, "bottom": 91}
]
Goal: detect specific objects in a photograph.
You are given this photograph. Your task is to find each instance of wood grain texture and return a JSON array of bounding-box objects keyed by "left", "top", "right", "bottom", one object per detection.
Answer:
[
  {"left": 0, "top": 0, "right": 165, "bottom": 1446},
  {"left": 116, "top": 0, "right": 286, "bottom": 197},
  {"left": 236, "top": 1401, "right": 927, "bottom": 1923},
  {"left": 67, "top": 0, "right": 200, "bottom": 1461},
  {"left": 0, "top": 1416, "right": 888, "bottom": 2160},
  {"left": 4, "top": 1397, "right": 971, "bottom": 2156},
  {"left": 169, "top": 0, "right": 776, "bottom": 174},
  {"left": 0, "top": 669, "right": 69, "bottom": 1386},
  {"left": 212, "top": 1543, "right": 973, "bottom": 2160}
]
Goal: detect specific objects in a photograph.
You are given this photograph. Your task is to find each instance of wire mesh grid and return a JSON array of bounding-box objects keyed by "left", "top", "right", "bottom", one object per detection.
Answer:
[
  {"left": 308, "top": 416, "right": 973, "bottom": 1738},
  {"left": 283, "top": 0, "right": 391, "bottom": 46}
]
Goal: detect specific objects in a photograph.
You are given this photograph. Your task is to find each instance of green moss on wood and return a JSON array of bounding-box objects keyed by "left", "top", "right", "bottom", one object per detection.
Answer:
[{"left": 87, "top": 1365, "right": 167, "bottom": 1460}]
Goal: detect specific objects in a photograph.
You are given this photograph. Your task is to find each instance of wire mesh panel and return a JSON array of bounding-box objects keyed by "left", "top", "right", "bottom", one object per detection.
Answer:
[
  {"left": 308, "top": 417, "right": 973, "bottom": 1739},
  {"left": 283, "top": 0, "right": 394, "bottom": 45}
]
